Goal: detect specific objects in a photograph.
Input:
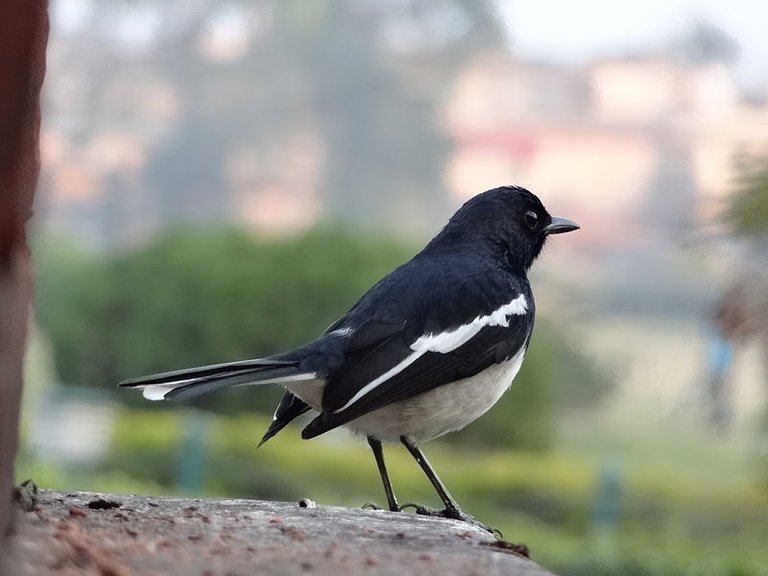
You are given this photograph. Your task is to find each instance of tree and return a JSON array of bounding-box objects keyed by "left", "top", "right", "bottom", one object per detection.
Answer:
[
  {"left": 671, "top": 19, "right": 740, "bottom": 66},
  {"left": 270, "top": 0, "right": 504, "bottom": 230}
]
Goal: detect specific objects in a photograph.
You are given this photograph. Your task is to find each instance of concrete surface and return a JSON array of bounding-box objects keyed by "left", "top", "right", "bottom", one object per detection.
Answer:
[{"left": 8, "top": 490, "right": 556, "bottom": 576}]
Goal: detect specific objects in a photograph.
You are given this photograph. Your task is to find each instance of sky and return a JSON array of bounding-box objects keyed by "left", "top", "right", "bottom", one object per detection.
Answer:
[
  {"left": 499, "top": 0, "right": 768, "bottom": 91},
  {"left": 53, "top": 0, "right": 768, "bottom": 92}
]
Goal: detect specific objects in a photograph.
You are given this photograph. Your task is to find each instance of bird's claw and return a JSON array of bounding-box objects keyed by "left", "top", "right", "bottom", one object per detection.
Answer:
[
  {"left": 363, "top": 501, "right": 402, "bottom": 512},
  {"left": 397, "top": 502, "right": 499, "bottom": 537},
  {"left": 397, "top": 502, "right": 439, "bottom": 515}
]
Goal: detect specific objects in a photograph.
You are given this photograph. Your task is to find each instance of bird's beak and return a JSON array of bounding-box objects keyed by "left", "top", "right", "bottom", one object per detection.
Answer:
[{"left": 543, "top": 216, "right": 579, "bottom": 235}]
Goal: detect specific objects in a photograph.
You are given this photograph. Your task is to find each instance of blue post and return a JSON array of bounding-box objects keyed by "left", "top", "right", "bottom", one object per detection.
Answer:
[
  {"left": 176, "top": 410, "right": 210, "bottom": 494},
  {"left": 592, "top": 461, "right": 621, "bottom": 555}
]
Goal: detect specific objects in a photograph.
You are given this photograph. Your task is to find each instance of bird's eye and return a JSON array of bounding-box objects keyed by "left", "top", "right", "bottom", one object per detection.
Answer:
[{"left": 524, "top": 210, "right": 539, "bottom": 230}]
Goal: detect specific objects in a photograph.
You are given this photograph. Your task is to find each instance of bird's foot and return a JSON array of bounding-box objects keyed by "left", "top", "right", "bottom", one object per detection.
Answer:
[
  {"left": 398, "top": 502, "right": 500, "bottom": 537},
  {"left": 362, "top": 501, "right": 400, "bottom": 512}
]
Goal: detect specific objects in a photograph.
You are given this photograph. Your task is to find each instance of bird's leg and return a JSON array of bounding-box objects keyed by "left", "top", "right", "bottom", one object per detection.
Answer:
[
  {"left": 363, "top": 436, "right": 401, "bottom": 512},
  {"left": 399, "top": 436, "right": 497, "bottom": 535},
  {"left": 399, "top": 436, "right": 461, "bottom": 515}
]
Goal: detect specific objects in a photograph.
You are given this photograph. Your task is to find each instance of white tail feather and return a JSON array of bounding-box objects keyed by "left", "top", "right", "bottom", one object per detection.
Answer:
[
  {"left": 139, "top": 372, "right": 318, "bottom": 401},
  {"left": 141, "top": 381, "right": 193, "bottom": 401}
]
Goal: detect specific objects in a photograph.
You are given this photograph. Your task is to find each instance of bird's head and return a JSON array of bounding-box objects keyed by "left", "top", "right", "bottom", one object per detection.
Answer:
[{"left": 427, "top": 186, "right": 579, "bottom": 271}]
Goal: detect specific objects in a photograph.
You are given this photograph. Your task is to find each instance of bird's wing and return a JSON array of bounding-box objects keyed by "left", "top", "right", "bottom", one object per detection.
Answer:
[{"left": 302, "top": 291, "right": 533, "bottom": 438}]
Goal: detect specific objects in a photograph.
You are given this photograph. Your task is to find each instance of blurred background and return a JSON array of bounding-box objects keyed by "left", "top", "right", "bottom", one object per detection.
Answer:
[{"left": 17, "top": 1, "right": 768, "bottom": 574}]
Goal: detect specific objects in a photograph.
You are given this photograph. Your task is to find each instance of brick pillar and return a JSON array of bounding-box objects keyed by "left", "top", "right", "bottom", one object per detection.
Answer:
[{"left": 0, "top": 0, "right": 48, "bottom": 559}]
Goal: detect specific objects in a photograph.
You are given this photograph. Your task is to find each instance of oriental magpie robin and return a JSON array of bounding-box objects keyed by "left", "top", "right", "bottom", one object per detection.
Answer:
[{"left": 119, "top": 185, "right": 578, "bottom": 531}]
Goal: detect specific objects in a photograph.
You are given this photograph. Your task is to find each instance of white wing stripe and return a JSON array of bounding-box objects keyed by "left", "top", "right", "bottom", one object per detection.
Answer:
[
  {"left": 412, "top": 322, "right": 483, "bottom": 353},
  {"left": 412, "top": 294, "right": 528, "bottom": 353},
  {"left": 331, "top": 294, "right": 528, "bottom": 413},
  {"left": 332, "top": 349, "right": 428, "bottom": 413}
]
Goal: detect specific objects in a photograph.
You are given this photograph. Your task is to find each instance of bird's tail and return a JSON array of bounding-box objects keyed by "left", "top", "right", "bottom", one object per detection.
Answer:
[{"left": 118, "top": 358, "right": 314, "bottom": 401}]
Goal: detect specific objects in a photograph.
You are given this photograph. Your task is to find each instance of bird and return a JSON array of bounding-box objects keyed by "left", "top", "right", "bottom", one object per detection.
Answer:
[{"left": 119, "top": 185, "right": 579, "bottom": 532}]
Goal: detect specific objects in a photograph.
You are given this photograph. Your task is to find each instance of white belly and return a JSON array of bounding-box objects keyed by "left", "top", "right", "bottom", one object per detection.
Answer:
[{"left": 344, "top": 350, "right": 526, "bottom": 443}]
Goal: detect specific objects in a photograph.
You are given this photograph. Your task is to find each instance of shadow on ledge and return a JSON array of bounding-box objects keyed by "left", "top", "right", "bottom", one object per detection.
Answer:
[{"left": 8, "top": 490, "right": 556, "bottom": 575}]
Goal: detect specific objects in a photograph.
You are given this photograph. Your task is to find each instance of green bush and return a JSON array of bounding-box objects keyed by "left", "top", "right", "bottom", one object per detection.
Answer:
[{"left": 36, "top": 227, "right": 414, "bottom": 413}]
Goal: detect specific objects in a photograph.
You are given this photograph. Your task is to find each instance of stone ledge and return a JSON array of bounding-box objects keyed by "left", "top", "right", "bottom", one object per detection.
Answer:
[{"left": 8, "top": 490, "right": 556, "bottom": 576}]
